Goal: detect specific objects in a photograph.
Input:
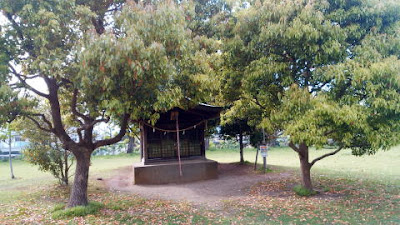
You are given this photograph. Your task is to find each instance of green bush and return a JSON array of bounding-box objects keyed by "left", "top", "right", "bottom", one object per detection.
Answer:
[
  {"left": 293, "top": 185, "right": 317, "bottom": 196},
  {"left": 52, "top": 202, "right": 103, "bottom": 219}
]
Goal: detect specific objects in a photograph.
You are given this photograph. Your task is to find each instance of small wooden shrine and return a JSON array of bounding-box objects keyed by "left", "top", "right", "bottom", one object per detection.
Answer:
[{"left": 133, "top": 104, "right": 222, "bottom": 185}]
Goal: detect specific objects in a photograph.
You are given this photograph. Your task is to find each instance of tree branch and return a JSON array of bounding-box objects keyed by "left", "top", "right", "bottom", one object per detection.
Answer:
[
  {"left": 310, "top": 146, "right": 344, "bottom": 167},
  {"left": 67, "top": 159, "right": 74, "bottom": 171},
  {"left": 310, "top": 80, "right": 330, "bottom": 93},
  {"left": 251, "top": 97, "right": 267, "bottom": 111},
  {"left": 58, "top": 78, "right": 73, "bottom": 88},
  {"left": 46, "top": 78, "right": 75, "bottom": 146},
  {"left": 9, "top": 63, "right": 49, "bottom": 98},
  {"left": 24, "top": 74, "right": 42, "bottom": 80},
  {"left": 30, "top": 113, "right": 53, "bottom": 130},
  {"left": 25, "top": 115, "right": 53, "bottom": 133},
  {"left": 4, "top": 12, "right": 36, "bottom": 57},
  {"left": 4, "top": 12, "right": 24, "bottom": 40},
  {"left": 71, "top": 89, "right": 91, "bottom": 122},
  {"left": 9, "top": 83, "right": 19, "bottom": 88},
  {"left": 77, "top": 128, "right": 83, "bottom": 143},
  {"left": 91, "top": 17, "right": 105, "bottom": 35},
  {"left": 93, "top": 117, "right": 110, "bottom": 125},
  {"left": 289, "top": 141, "right": 300, "bottom": 153},
  {"left": 335, "top": 78, "right": 352, "bottom": 99},
  {"left": 77, "top": 116, "right": 110, "bottom": 133},
  {"left": 106, "top": 5, "right": 123, "bottom": 13},
  {"left": 324, "top": 130, "right": 336, "bottom": 136},
  {"left": 94, "top": 114, "right": 130, "bottom": 149}
]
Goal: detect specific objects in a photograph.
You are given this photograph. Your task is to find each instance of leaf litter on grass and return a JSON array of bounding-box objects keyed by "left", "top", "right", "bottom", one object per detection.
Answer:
[{"left": 1, "top": 168, "right": 399, "bottom": 224}]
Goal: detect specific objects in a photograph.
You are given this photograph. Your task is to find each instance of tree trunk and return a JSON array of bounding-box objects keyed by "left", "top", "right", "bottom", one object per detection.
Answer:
[
  {"left": 68, "top": 150, "right": 91, "bottom": 207},
  {"left": 63, "top": 149, "right": 69, "bottom": 185},
  {"left": 298, "top": 143, "right": 313, "bottom": 190},
  {"left": 9, "top": 147, "right": 15, "bottom": 179},
  {"left": 239, "top": 132, "right": 244, "bottom": 164},
  {"left": 126, "top": 136, "right": 134, "bottom": 154},
  {"left": 8, "top": 132, "right": 15, "bottom": 179}
]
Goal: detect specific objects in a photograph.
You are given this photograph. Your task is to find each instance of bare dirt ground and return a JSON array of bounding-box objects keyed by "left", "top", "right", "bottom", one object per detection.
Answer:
[{"left": 102, "top": 163, "right": 293, "bottom": 207}]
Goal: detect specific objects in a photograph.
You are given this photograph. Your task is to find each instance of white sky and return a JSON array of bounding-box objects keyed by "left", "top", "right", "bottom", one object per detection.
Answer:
[{"left": 26, "top": 78, "right": 48, "bottom": 94}]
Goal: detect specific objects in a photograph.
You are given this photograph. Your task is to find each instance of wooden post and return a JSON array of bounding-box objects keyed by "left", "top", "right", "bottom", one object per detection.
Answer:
[
  {"left": 140, "top": 122, "right": 148, "bottom": 164},
  {"left": 255, "top": 129, "right": 266, "bottom": 171},
  {"left": 140, "top": 122, "right": 143, "bottom": 161},
  {"left": 200, "top": 122, "right": 206, "bottom": 158},
  {"left": 203, "top": 121, "right": 208, "bottom": 157},
  {"left": 175, "top": 113, "right": 183, "bottom": 176},
  {"left": 263, "top": 155, "right": 266, "bottom": 174}
]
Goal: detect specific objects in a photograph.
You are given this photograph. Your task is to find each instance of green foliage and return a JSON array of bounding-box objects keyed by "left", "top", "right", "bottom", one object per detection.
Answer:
[
  {"left": 0, "top": 86, "right": 32, "bottom": 124},
  {"left": 210, "top": 138, "right": 239, "bottom": 149},
  {"left": 216, "top": 0, "right": 400, "bottom": 192},
  {"left": 78, "top": 2, "right": 217, "bottom": 122},
  {"left": 1, "top": 0, "right": 219, "bottom": 138},
  {"left": 51, "top": 202, "right": 103, "bottom": 219},
  {"left": 22, "top": 145, "right": 73, "bottom": 185},
  {"left": 220, "top": 0, "right": 400, "bottom": 154},
  {"left": 188, "top": 0, "right": 233, "bottom": 38},
  {"left": 219, "top": 119, "right": 253, "bottom": 139},
  {"left": 293, "top": 185, "right": 317, "bottom": 197}
]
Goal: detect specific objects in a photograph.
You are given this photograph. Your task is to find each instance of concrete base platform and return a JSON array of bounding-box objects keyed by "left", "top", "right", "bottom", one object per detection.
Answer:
[{"left": 133, "top": 159, "right": 218, "bottom": 185}]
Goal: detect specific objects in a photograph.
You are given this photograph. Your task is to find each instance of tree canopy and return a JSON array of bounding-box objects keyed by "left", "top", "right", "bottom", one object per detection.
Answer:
[
  {"left": 219, "top": 0, "right": 400, "bottom": 190},
  {"left": 0, "top": 0, "right": 217, "bottom": 206}
]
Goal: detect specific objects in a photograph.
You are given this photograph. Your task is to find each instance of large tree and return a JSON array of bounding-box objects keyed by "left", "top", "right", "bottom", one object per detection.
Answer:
[
  {"left": 1, "top": 0, "right": 213, "bottom": 207},
  {"left": 221, "top": 0, "right": 400, "bottom": 190}
]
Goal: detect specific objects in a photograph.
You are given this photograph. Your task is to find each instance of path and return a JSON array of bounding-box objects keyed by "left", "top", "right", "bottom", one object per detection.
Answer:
[{"left": 103, "top": 163, "right": 293, "bottom": 206}]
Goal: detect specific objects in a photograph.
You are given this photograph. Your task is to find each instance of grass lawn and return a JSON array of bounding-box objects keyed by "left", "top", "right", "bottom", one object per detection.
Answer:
[
  {"left": 208, "top": 146, "right": 400, "bottom": 185},
  {"left": 0, "top": 154, "right": 141, "bottom": 203},
  {"left": 0, "top": 146, "right": 399, "bottom": 224}
]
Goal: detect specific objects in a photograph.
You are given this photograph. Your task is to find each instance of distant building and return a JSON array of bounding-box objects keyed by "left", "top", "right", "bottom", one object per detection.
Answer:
[{"left": 0, "top": 131, "right": 29, "bottom": 157}]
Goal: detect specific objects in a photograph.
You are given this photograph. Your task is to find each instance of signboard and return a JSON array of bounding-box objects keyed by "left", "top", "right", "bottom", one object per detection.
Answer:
[{"left": 260, "top": 145, "right": 268, "bottom": 157}]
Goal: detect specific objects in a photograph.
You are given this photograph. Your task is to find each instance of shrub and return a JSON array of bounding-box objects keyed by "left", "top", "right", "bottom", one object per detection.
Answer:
[
  {"left": 52, "top": 202, "right": 103, "bottom": 219},
  {"left": 23, "top": 144, "right": 73, "bottom": 185},
  {"left": 15, "top": 118, "right": 73, "bottom": 185},
  {"left": 293, "top": 185, "right": 317, "bottom": 196}
]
